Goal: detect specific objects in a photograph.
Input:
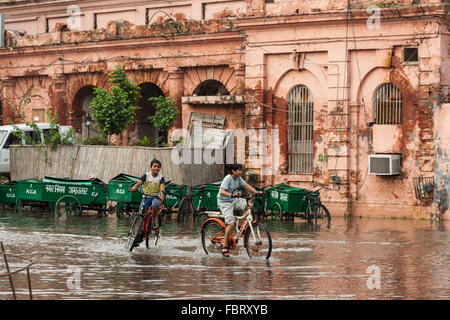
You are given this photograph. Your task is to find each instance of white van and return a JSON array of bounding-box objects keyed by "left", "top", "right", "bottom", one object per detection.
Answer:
[{"left": 0, "top": 123, "right": 73, "bottom": 177}]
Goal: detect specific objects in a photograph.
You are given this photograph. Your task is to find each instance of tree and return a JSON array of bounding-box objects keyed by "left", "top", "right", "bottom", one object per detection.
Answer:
[
  {"left": 147, "top": 96, "right": 179, "bottom": 142},
  {"left": 147, "top": 96, "right": 179, "bottom": 146},
  {"left": 90, "top": 66, "right": 140, "bottom": 138}
]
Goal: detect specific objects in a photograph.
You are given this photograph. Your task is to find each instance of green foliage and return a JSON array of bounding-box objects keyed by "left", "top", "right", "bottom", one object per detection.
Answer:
[
  {"left": 9, "top": 110, "right": 74, "bottom": 163},
  {"left": 147, "top": 96, "right": 179, "bottom": 132},
  {"left": 90, "top": 66, "right": 140, "bottom": 138},
  {"left": 170, "top": 135, "right": 184, "bottom": 146},
  {"left": 138, "top": 136, "right": 153, "bottom": 147},
  {"left": 318, "top": 153, "right": 329, "bottom": 163},
  {"left": 45, "top": 110, "right": 74, "bottom": 147},
  {"left": 80, "top": 136, "right": 110, "bottom": 145},
  {"left": 9, "top": 110, "right": 74, "bottom": 150}
]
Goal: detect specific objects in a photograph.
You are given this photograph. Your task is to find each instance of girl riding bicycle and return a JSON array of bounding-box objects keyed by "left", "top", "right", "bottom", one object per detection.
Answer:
[
  {"left": 130, "top": 159, "right": 165, "bottom": 229},
  {"left": 217, "top": 164, "right": 261, "bottom": 257}
]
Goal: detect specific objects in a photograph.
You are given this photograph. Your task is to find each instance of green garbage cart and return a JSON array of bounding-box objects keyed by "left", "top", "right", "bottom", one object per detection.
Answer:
[
  {"left": 107, "top": 173, "right": 142, "bottom": 217},
  {"left": 194, "top": 181, "right": 244, "bottom": 213},
  {"left": 0, "top": 180, "right": 18, "bottom": 207},
  {"left": 267, "top": 183, "right": 317, "bottom": 220},
  {"left": 197, "top": 181, "right": 222, "bottom": 211},
  {"left": 164, "top": 182, "right": 185, "bottom": 208},
  {"left": 42, "top": 176, "right": 108, "bottom": 216},
  {"left": 16, "top": 178, "right": 51, "bottom": 212}
]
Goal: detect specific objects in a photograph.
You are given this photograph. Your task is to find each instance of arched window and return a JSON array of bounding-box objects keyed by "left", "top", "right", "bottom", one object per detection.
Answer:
[
  {"left": 193, "top": 80, "right": 229, "bottom": 96},
  {"left": 288, "top": 85, "right": 314, "bottom": 174},
  {"left": 374, "top": 83, "right": 402, "bottom": 124}
]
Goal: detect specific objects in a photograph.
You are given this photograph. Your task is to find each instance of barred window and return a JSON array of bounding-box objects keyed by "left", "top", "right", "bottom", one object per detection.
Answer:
[
  {"left": 374, "top": 83, "right": 402, "bottom": 125},
  {"left": 288, "top": 85, "right": 314, "bottom": 174}
]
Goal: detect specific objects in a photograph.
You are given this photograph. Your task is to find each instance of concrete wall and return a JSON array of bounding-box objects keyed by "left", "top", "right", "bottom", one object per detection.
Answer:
[{"left": 9, "top": 145, "right": 223, "bottom": 186}]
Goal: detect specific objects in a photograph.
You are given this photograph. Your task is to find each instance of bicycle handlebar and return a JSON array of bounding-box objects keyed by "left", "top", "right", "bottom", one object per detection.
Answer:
[
  {"left": 128, "top": 188, "right": 164, "bottom": 201},
  {"left": 305, "top": 185, "right": 329, "bottom": 195}
]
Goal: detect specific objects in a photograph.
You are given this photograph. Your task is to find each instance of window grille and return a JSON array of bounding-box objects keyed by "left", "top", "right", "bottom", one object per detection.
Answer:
[
  {"left": 288, "top": 85, "right": 314, "bottom": 174},
  {"left": 374, "top": 83, "right": 402, "bottom": 125}
]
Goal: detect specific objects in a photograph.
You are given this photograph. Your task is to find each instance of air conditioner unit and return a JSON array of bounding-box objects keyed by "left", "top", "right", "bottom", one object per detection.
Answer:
[{"left": 369, "top": 154, "right": 401, "bottom": 175}]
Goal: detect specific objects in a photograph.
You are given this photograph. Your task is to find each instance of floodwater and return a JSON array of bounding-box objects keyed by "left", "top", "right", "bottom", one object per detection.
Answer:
[{"left": 0, "top": 209, "right": 449, "bottom": 300}]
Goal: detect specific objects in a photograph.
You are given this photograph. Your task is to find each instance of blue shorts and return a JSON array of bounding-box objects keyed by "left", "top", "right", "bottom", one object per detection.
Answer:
[{"left": 139, "top": 196, "right": 160, "bottom": 212}]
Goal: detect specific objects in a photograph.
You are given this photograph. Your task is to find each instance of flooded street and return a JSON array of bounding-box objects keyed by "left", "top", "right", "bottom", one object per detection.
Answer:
[{"left": 1, "top": 209, "right": 449, "bottom": 300}]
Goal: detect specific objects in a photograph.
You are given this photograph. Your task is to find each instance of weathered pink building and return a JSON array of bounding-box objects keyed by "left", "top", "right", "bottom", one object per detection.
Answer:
[{"left": 0, "top": 0, "right": 448, "bottom": 219}]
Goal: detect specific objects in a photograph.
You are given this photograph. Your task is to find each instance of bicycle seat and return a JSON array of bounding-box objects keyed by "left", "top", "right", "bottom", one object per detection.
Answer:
[{"left": 205, "top": 211, "right": 223, "bottom": 219}]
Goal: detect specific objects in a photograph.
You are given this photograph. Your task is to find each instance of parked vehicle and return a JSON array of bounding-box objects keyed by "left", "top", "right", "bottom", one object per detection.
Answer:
[{"left": 0, "top": 123, "right": 73, "bottom": 178}]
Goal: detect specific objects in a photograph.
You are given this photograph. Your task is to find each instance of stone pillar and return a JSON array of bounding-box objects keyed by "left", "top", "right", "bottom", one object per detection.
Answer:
[
  {"left": 1, "top": 79, "right": 16, "bottom": 124},
  {"left": 52, "top": 74, "right": 67, "bottom": 125},
  {"left": 166, "top": 67, "right": 184, "bottom": 130},
  {"left": 233, "top": 63, "right": 246, "bottom": 95}
]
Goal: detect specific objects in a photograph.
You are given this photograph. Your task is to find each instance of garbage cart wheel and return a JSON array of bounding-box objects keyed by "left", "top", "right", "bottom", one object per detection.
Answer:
[
  {"left": 271, "top": 202, "right": 282, "bottom": 221},
  {"left": 55, "top": 195, "right": 82, "bottom": 217}
]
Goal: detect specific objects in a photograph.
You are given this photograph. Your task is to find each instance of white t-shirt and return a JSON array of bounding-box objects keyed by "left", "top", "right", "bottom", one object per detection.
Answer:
[{"left": 139, "top": 172, "right": 165, "bottom": 196}]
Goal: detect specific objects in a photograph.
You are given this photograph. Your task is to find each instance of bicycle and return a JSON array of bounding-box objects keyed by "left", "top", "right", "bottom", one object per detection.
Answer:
[
  {"left": 125, "top": 190, "right": 165, "bottom": 252},
  {"left": 200, "top": 193, "right": 272, "bottom": 260},
  {"left": 304, "top": 185, "right": 331, "bottom": 225},
  {"left": 177, "top": 185, "right": 209, "bottom": 224}
]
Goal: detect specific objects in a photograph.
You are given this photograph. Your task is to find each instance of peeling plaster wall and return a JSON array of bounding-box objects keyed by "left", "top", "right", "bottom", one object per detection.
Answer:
[
  {"left": 234, "top": 4, "right": 448, "bottom": 218},
  {"left": 434, "top": 103, "right": 449, "bottom": 217}
]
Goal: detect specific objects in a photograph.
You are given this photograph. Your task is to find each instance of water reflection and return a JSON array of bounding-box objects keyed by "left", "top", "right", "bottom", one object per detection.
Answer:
[{"left": 0, "top": 209, "right": 449, "bottom": 299}]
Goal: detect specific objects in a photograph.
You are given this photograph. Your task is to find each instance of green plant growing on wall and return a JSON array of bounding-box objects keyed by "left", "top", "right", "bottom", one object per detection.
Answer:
[
  {"left": 80, "top": 136, "right": 110, "bottom": 145},
  {"left": 9, "top": 109, "right": 74, "bottom": 162},
  {"left": 45, "top": 110, "right": 74, "bottom": 147},
  {"left": 9, "top": 110, "right": 73, "bottom": 150},
  {"left": 90, "top": 66, "right": 140, "bottom": 139},
  {"left": 147, "top": 96, "right": 179, "bottom": 146},
  {"left": 318, "top": 153, "right": 329, "bottom": 163},
  {"left": 138, "top": 136, "right": 153, "bottom": 147}
]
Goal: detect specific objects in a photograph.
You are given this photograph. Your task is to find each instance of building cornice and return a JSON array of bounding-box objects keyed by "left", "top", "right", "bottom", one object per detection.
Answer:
[
  {"left": 234, "top": 4, "right": 449, "bottom": 30},
  {"left": 0, "top": 30, "right": 243, "bottom": 58}
]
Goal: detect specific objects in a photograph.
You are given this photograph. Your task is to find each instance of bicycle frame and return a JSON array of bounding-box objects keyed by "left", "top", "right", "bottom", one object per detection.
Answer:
[
  {"left": 202, "top": 206, "right": 258, "bottom": 250},
  {"left": 140, "top": 203, "right": 163, "bottom": 235},
  {"left": 305, "top": 185, "right": 327, "bottom": 207}
]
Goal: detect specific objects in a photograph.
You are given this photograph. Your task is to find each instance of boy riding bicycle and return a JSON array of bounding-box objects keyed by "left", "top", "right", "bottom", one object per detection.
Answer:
[
  {"left": 217, "top": 164, "right": 261, "bottom": 257},
  {"left": 130, "top": 159, "right": 165, "bottom": 229}
]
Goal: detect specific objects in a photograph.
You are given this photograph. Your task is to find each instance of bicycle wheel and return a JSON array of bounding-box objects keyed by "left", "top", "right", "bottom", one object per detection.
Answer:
[
  {"left": 313, "top": 203, "right": 331, "bottom": 224},
  {"left": 177, "top": 197, "right": 188, "bottom": 224},
  {"left": 196, "top": 212, "right": 209, "bottom": 225},
  {"left": 305, "top": 203, "right": 314, "bottom": 223},
  {"left": 145, "top": 226, "right": 160, "bottom": 248},
  {"left": 244, "top": 222, "right": 272, "bottom": 260},
  {"left": 125, "top": 215, "right": 143, "bottom": 252},
  {"left": 252, "top": 199, "right": 265, "bottom": 220},
  {"left": 160, "top": 208, "right": 172, "bottom": 223},
  {"left": 201, "top": 219, "right": 225, "bottom": 255}
]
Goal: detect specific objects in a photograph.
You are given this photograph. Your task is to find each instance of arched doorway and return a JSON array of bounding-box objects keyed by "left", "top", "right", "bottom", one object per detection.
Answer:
[
  {"left": 72, "top": 85, "right": 99, "bottom": 139},
  {"left": 137, "top": 82, "right": 165, "bottom": 145}
]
